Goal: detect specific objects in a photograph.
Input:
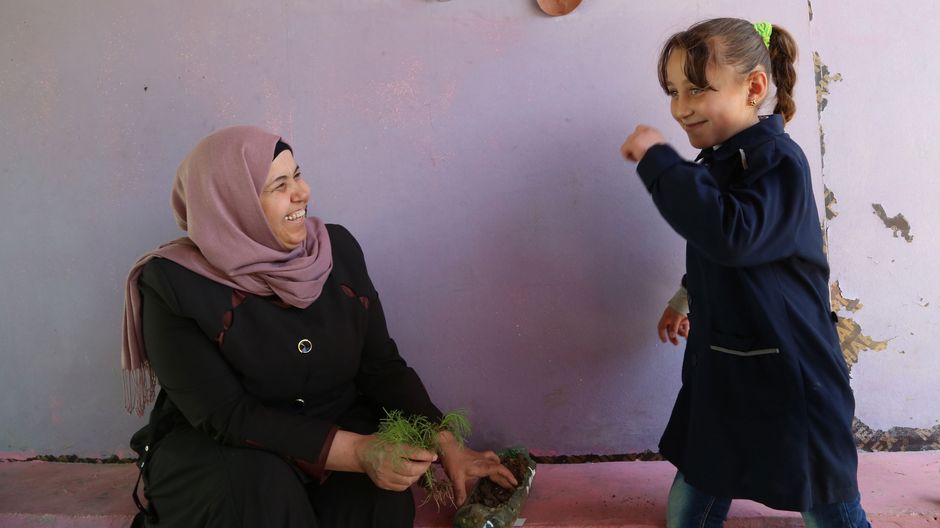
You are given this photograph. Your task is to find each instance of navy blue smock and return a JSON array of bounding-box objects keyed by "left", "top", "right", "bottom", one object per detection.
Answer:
[{"left": 636, "top": 115, "right": 859, "bottom": 511}]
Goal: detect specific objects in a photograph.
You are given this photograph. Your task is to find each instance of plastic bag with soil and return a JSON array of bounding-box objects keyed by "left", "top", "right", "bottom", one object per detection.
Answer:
[{"left": 453, "top": 447, "right": 536, "bottom": 528}]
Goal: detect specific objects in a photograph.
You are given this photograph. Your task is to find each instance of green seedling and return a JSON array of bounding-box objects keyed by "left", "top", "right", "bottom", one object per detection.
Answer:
[{"left": 373, "top": 408, "right": 471, "bottom": 508}]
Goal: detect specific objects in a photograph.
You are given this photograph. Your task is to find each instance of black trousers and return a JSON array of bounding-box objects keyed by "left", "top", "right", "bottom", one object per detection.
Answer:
[{"left": 134, "top": 427, "right": 415, "bottom": 528}]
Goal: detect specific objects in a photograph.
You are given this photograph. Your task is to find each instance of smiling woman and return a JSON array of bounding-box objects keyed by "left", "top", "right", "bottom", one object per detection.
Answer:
[
  {"left": 120, "top": 126, "right": 517, "bottom": 528},
  {"left": 260, "top": 147, "right": 310, "bottom": 250}
]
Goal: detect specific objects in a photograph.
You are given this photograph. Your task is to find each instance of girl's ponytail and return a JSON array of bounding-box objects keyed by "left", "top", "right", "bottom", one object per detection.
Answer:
[{"left": 768, "top": 25, "right": 798, "bottom": 123}]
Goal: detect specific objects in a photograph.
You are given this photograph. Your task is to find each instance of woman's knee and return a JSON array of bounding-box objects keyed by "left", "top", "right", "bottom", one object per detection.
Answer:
[
  {"left": 311, "top": 471, "right": 415, "bottom": 528},
  {"left": 145, "top": 432, "right": 315, "bottom": 527}
]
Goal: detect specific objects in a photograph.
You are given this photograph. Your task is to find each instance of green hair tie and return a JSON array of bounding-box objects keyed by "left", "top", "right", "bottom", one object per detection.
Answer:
[{"left": 753, "top": 21, "right": 772, "bottom": 48}]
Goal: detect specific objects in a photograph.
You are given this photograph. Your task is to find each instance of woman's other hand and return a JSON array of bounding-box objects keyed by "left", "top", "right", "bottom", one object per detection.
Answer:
[
  {"left": 657, "top": 306, "right": 690, "bottom": 345},
  {"left": 621, "top": 125, "right": 666, "bottom": 163},
  {"left": 437, "top": 430, "right": 519, "bottom": 506}
]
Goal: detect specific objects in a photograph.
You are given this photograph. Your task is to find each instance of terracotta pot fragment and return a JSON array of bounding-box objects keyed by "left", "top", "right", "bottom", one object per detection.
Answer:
[{"left": 536, "top": 0, "right": 582, "bottom": 16}]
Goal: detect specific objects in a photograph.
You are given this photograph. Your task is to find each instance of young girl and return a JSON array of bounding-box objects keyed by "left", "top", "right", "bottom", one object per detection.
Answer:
[{"left": 621, "top": 18, "right": 870, "bottom": 527}]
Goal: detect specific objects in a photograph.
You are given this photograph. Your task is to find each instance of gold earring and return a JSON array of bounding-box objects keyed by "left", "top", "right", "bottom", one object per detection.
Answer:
[{"left": 748, "top": 98, "right": 758, "bottom": 107}]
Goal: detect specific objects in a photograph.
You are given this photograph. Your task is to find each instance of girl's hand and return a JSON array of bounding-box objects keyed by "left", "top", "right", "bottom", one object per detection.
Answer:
[
  {"left": 621, "top": 125, "right": 666, "bottom": 163},
  {"left": 437, "top": 430, "right": 519, "bottom": 506},
  {"left": 657, "top": 306, "right": 690, "bottom": 346},
  {"left": 356, "top": 435, "right": 438, "bottom": 492}
]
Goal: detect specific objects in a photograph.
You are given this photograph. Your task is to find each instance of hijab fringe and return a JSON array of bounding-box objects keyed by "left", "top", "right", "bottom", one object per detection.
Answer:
[{"left": 123, "top": 364, "right": 158, "bottom": 416}]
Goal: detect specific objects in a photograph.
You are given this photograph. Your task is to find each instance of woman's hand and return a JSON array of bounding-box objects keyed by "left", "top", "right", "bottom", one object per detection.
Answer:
[
  {"left": 621, "top": 125, "right": 666, "bottom": 163},
  {"left": 437, "top": 430, "right": 519, "bottom": 506},
  {"left": 345, "top": 433, "right": 438, "bottom": 491},
  {"left": 360, "top": 436, "right": 438, "bottom": 491},
  {"left": 657, "top": 306, "right": 690, "bottom": 346}
]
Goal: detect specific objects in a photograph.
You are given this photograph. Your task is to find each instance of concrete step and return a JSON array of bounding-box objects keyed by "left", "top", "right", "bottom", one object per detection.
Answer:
[{"left": 1, "top": 451, "right": 938, "bottom": 527}]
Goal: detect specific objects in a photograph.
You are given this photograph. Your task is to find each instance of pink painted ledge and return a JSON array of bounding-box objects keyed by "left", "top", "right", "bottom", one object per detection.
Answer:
[{"left": 1, "top": 451, "right": 938, "bottom": 527}]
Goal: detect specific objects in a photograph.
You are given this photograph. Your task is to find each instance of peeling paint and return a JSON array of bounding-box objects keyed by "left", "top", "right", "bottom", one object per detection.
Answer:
[
  {"left": 820, "top": 222, "right": 829, "bottom": 256},
  {"left": 820, "top": 187, "right": 833, "bottom": 256},
  {"left": 830, "top": 280, "right": 862, "bottom": 312},
  {"left": 819, "top": 185, "right": 839, "bottom": 258},
  {"left": 835, "top": 317, "right": 889, "bottom": 368},
  {"left": 853, "top": 417, "right": 940, "bottom": 451},
  {"left": 871, "top": 203, "right": 914, "bottom": 242},
  {"left": 824, "top": 186, "right": 838, "bottom": 220},
  {"left": 830, "top": 281, "right": 888, "bottom": 368},
  {"left": 813, "top": 52, "right": 841, "bottom": 164},
  {"left": 814, "top": 52, "right": 843, "bottom": 115},
  {"left": 817, "top": 124, "right": 827, "bottom": 161}
]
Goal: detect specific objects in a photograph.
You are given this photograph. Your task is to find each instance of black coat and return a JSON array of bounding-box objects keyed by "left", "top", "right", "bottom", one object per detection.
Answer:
[
  {"left": 133, "top": 224, "right": 442, "bottom": 478},
  {"left": 636, "top": 115, "right": 859, "bottom": 511}
]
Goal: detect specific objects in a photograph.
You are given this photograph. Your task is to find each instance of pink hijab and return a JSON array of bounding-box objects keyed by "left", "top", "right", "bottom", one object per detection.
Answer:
[{"left": 122, "top": 126, "right": 333, "bottom": 415}]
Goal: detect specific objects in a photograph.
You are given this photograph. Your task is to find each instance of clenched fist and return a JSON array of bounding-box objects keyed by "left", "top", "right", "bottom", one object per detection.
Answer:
[{"left": 621, "top": 125, "right": 666, "bottom": 163}]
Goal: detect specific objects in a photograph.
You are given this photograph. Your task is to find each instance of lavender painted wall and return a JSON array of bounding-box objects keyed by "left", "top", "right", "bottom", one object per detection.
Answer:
[
  {"left": 2, "top": 1, "right": 931, "bottom": 459},
  {"left": 810, "top": 3, "right": 940, "bottom": 435}
]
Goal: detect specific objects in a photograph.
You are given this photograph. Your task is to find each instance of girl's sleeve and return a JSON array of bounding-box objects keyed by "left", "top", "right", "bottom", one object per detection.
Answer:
[
  {"left": 140, "top": 260, "right": 338, "bottom": 478},
  {"left": 331, "top": 226, "right": 444, "bottom": 421},
  {"left": 636, "top": 143, "right": 809, "bottom": 267},
  {"left": 667, "top": 283, "right": 689, "bottom": 315}
]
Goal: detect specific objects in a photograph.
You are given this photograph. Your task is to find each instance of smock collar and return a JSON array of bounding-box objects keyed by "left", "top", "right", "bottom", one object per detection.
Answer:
[{"left": 695, "top": 114, "right": 785, "bottom": 163}]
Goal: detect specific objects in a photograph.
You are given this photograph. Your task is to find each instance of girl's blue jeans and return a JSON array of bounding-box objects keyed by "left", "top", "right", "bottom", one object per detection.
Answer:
[{"left": 667, "top": 472, "right": 871, "bottom": 528}]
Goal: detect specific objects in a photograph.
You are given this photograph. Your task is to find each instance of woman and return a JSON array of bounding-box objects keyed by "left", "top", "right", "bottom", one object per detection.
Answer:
[{"left": 122, "top": 126, "right": 516, "bottom": 527}]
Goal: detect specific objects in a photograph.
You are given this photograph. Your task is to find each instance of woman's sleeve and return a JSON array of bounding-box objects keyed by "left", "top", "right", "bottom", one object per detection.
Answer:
[
  {"left": 636, "top": 143, "right": 810, "bottom": 267},
  {"left": 139, "top": 260, "right": 338, "bottom": 478},
  {"left": 357, "top": 294, "right": 443, "bottom": 420},
  {"left": 331, "top": 226, "right": 444, "bottom": 421}
]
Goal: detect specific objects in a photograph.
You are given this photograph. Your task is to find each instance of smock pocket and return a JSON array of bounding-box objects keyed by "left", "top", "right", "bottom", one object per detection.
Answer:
[
  {"left": 708, "top": 331, "right": 788, "bottom": 419},
  {"left": 709, "top": 332, "right": 779, "bottom": 357}
]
